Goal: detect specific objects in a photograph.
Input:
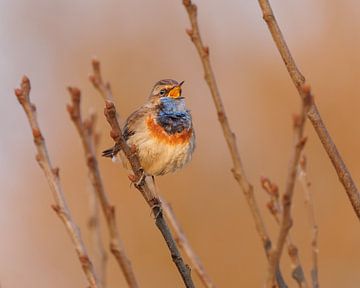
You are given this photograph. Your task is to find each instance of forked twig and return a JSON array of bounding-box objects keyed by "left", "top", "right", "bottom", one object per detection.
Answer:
[
  {"left": 67, "top": 87, "right": 139, "bottom": 288},
  {"left": 160, "top": 197, "right": 217, "bottom": 288},
  {"left": 299, "top": 156, "right": 319, "bottom": 288},
  {"left": 90, "top": 61, "right": 195, "bottom": 288},
  {"left": 261, "top": 177, "right": 307, "bottom": 288},
  {"left": 15, "top": 76, "right": 100, "bottom": 288},
  {"left": 257, "top": 0, "right": 360, "bottom": 219},
  {"left": 266, "top": 87, "right": 311, "bottom": 287}
]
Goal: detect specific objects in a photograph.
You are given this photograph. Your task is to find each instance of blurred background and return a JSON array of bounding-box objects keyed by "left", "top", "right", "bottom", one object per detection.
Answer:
[{"left": 1, "top": 0, "right": 360, "bottom": 287}]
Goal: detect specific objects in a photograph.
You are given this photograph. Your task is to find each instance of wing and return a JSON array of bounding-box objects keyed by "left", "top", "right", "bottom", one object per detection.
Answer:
[
  {"left": 122, "top": 105, "right": 152, "bottom": 141},
  {"left": 102, "top": 105, "right": 152, "bottom": 158}
]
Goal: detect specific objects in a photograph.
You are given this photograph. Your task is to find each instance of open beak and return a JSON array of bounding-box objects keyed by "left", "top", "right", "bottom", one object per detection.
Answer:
[{"left": 168, "top": 81, "right": 184, "bottom": 98}]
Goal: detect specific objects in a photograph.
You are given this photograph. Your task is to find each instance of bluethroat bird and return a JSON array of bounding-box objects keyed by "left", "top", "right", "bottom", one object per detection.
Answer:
[{"left": 102, "top": 79, "right": 195, "bottom": 177}]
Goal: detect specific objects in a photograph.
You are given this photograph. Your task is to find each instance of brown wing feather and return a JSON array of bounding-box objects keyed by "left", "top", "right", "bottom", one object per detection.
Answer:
[{"left": 102, "top": 105, "right": 152, "bottom": 158}]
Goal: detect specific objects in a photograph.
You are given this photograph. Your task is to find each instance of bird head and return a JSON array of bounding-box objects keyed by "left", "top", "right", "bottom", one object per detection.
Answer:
[{"left": 149, "top": 79, "right": 185, "bottom": 100}]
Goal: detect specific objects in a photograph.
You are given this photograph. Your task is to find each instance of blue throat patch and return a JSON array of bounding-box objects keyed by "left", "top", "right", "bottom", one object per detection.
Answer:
[{"left": 156, "top": 97, "right": 192, "bottom": 135}]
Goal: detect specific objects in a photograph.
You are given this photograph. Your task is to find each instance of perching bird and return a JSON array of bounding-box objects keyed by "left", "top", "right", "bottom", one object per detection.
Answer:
[{"left": 102, "top": 79, "right": 195, "bottom": 177}]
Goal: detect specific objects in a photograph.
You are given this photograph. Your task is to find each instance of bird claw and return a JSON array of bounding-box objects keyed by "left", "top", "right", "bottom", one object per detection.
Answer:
[
  {"left": 128, "top": 174, "right": 137, "bottom": 183},
  {"left": 128, "top": 169, "right": 146, "bottom": 188}
]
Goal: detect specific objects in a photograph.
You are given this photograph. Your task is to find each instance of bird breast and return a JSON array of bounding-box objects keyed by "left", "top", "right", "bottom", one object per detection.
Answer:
[{"left": 125, "top": 114, "right": 195, "bottom": 176}]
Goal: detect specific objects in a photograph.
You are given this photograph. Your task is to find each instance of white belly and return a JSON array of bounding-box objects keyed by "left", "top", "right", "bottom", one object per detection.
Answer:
[{"left": 123, "top": 129, "right": 195, "bottom": 176}]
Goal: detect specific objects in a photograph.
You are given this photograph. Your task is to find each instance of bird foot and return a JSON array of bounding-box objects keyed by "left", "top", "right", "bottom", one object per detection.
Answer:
[{"left": 128, "top": 169, "right": 146, "bottom": 188}]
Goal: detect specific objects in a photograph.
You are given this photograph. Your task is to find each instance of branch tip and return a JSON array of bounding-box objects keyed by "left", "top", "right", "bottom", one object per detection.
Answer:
[
  {"left": 14, "top": 88, "right": 23, "bottom": 97},
  {"left": 21, "top": 75, "right": 30, "bottom": 84},
  {"left": 68, "top": 86, "right": 81, "bottom": 100},
  {"left": 92, "top": 58, "right": 100, "bottom": 69},
  {"left": 105, "top": 100, "right": 114, "bottom": 109}
]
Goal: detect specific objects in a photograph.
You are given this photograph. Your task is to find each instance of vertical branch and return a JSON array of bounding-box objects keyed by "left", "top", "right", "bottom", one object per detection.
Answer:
[
  {"left": 90, "top": 62, "right": 195, "bottom": 288},
  {"left": 14, "top": 76, "right": 100, "bottom": 288},
  {"left": 299, "top": 157, "right": 319, "bottom": 288},
  {"left": 182, "top": 0, "right": 270, "bottom": 257},
  {"left": 87, "top": 115, "right": 107, "bottom": 287},
  {"left": 257, "top": 0, "right": 360, "bottom": 219},
  {"left": 88, "top": 179, "right": 108, "bottom": 287},
  {"left": 67, "top": 87, "right": 139, "bottom": 288},
  {"left": 266, "top": 86, "right": 311, "bottom": 287},
  {"left": 89, "top": 59, "right": 114, "bottom": 102},
  {"left": 182, "top": 1, "right": 291, "bottom": 286},
  {"left": 160, "top": 197, "right": 217, "bottom": 288}
]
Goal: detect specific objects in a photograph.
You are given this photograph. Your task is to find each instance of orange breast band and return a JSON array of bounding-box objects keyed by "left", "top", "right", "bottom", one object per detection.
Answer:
[{"left": 146, "top": 115, "right": 192, "bottom": 145}]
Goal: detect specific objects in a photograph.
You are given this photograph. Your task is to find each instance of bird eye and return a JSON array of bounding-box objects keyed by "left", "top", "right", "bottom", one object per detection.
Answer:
[{"left": 159, "top": 89, "right": 166, "bottom": 96}]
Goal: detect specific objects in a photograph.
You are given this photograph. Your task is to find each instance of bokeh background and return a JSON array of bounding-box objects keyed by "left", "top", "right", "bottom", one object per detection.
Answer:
[{"left": 1, "top": 0, "right": 360, "bottom": 287}]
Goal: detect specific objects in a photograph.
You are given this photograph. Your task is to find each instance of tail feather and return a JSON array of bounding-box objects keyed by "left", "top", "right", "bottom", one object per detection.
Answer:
[
  {"left": 102, "top": 144, "right": 121, "bottom": 158},
  {"left": 102, "top": 147, "right": 115, "bottom": 158}
]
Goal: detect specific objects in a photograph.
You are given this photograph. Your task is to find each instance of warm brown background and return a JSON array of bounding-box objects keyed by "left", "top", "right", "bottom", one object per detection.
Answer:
[{"left": 1, "top": 0, "right": 360, "bottom": 287}]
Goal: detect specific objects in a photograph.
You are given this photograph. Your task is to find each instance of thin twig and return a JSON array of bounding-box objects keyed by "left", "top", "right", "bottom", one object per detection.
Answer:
[
  {"left": 67, "top": 87, "right": 139, "bottom": 288},
  {"left": 89, "top": 59, "right": 114, "bottom": 101},
  {"left": 87, "top": 121, "right": 108, "bottom": 288},
  {"left": 88, "top": 179, "right": 108, "bottom": 288},
  {"left": 266, "top": 86, "right": 311, "bottom": 288},
  {"left": 90, "top": 62, "right": 195, "bottom": 288},
  {"left": 14, "top": 76, "right": 100, "bottom": 288},
  {"left": 299, "top": 156, "right": 319, "bottom": 288},
  {"left": 182, "top": 1, "right": 288, "bottom": 286},
  {"left": 257, "top": 0, "right": 360, "bottom": 220},
  {"left": 160, "top": 197, "right": 217, "bottom": 288},
  {"left": 261, "top": 177, "right": 308, "bottom": 288}
]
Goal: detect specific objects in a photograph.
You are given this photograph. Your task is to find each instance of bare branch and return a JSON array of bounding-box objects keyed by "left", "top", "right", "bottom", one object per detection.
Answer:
[
  {"left": 89, "top": 59, "right": 114, "bottom": 101},
  {"left": 257, "top": 0, "right": 360, "bottom": 219},
  {"left": 182, "top": 1, "right": 289, "bottom": 286},
  {"left": 90, "top": 63, "right": 195, "bottom": 288},
  {"left": 182, "top": 0, "right": 270, "bottom": 256},
  {"left": 266, "top": 86, "right": 310, "bottom": 287},
  {"left": 160, "top": 197, "right": 217, "bottom": 288},
  {"left": 299, "top": 156, "right": 319, "bottom": 288},
  {"left": 15, "top": 76, "right": 100, "bottom": 288},
  {"left": 88, "top": 180, "right": 108, "bottom": 288},
  {"left": 261, "top": 177, "right": 308, "bottom": 288},
  {"left": 67, "top": 87, "right": 139, "bottom": 288},
  {"left": 87, "top": 118, "right": 108, "bottom": 287}
]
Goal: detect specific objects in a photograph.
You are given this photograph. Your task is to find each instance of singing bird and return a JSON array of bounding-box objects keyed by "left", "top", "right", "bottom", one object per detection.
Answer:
[{"left": 102, "top": 79, "right": 195, "bottom": 177}]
